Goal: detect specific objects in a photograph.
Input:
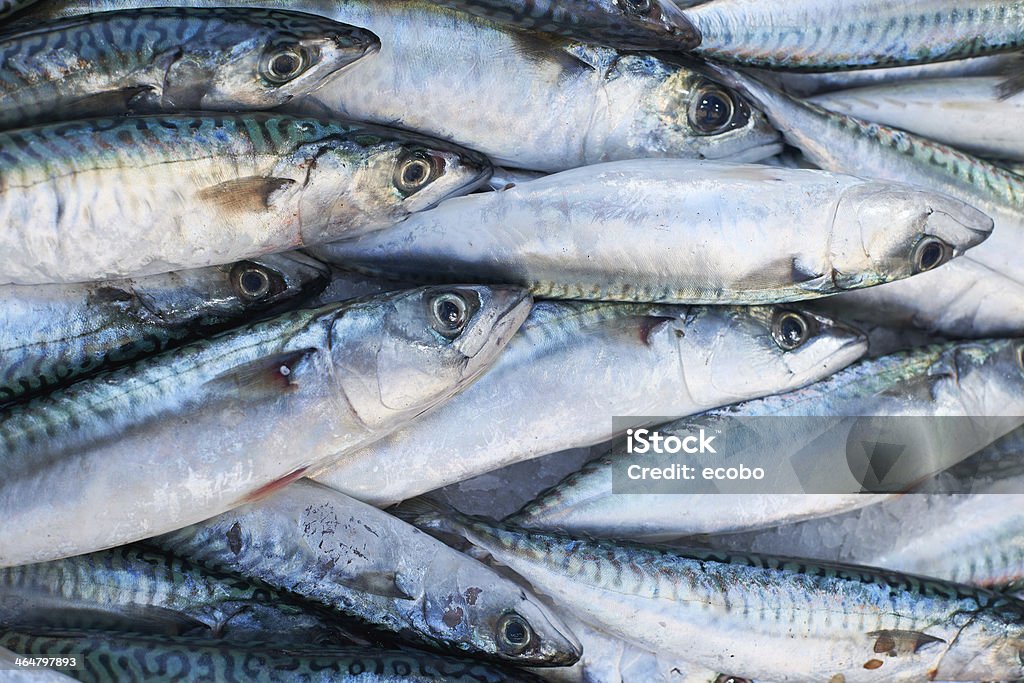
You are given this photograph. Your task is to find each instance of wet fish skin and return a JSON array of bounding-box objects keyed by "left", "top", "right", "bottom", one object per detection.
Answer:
[
  {"left": 0, "top": 629, "right": 548, "bottom": 683},
  {"left": 810, "top": 77, "right": 1024, "bottom": 161},
  {"left": 313, "top": 302, "right": 867, "bottom": 506},
  {"left": 406, "top": 504, "right": 1024, "bottom": 683},
  {"left": 314, "top": 158, "right": 992, "bottom": 304},
  {"left": 156, "top": 480, "right": 581, "bottom": 666},
  {"left": 0, "top": 0, "right": 39, "bottom": 19},
  {"left": 0, "top": 545, "right": 349, "bottom": 645},
  {"left": 773, "top": 53, "right": 1021, "bottom": 97},
  {"left": 0, "top": 113, "right": 490, "bottom": 285},
  {"left": 28, "top": 0, "right": 781, "bottom": 172},
  {"left": 511, "top": 339, "right": 1024, "bottom": 538},
  {"left": 0, "top": 8, "right": 379, "bottom": 131},
  {"left": 0, "top": 285, "right": 532, "bottom": 567},
  {"left": 686, "top": 0, "right": 1024, "bottom": 72},
  {"left": 710, "top": 65, "right": 1024, "bottom": 336},
  {"left": 529, "top": 612, "right": 736, "bottom": 683},
  {"left": 430, "top": 0, "right": 700, "bottom": 51},
  {"left": 0, "top": 253, "right": 329, "bottom": 404}
]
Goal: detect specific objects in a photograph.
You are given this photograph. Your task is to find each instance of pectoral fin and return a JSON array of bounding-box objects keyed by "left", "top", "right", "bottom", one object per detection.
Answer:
[
  {"left": 867, "top": 629, "right": 945, "bottom": 656},
  {"left": 197, "top": 177, "right": 295, "bottom": 214},
  {"left": 64, "top": 86, "right": 158, "bottom": 117},
  {"left": 206, "top": 348, "right": 318, "bottom": 395},
  {"left": 335, "top": 571, "right": 415, "bottom": 601}
]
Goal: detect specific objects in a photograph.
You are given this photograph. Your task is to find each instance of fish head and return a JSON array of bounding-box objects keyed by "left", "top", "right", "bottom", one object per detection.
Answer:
[
  {"left": 421, "top": 564, "right": 582, "bottom": 666},
  {"left": 932, "top": 604, "right": 1024, "bottom": 680},
  {"left": 170, "top": 9, "right": 380, "bottom": 110},
  {"left": 677, "top": 306, "right": 867, "bottom": 405},
  {"left": 301, "top": 133, "right": 492, "bottom": 233},
  {"left": 328, "top": 285, "right": 532, "bottom": 428},
  {"left": 105, "top": 253, "right": 330, "bottom": 326},
  {"left": 633, "top": 63, "right": 781, "bottom": 163},
  {"left": 828, "top": 183, "right": 994, "bottom": 289}
]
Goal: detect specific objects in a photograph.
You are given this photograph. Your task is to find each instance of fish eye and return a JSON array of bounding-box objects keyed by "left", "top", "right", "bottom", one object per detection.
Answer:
[
  {"left": 497, "top": 613, "right": 533, "bottom": 653},
  {"left": 771, "top": 311, "right": 811, "bottom": 351},
  {"left": 912, "top": 236, "right": 952, "bottom": 274},
  {"left": 689, "top": 85, "right": 737, "bottom": 135},
  {"left": 715, "top": 677, "right": 750, "bottom": 683},
  {"left": 261, "top": 44, "right": 308, "bottom": 84},
  {"left": 230, "top": 262, "right": 277, "bottom": 301},
  {"left": 617, "top": 0, "right": 652, "bottom": 16},
  {"left": 395, "top": 151, "right": 440, "bottom": 195},
  {"left": 430, "top": 293, "right": 471, "bottom": 339}
]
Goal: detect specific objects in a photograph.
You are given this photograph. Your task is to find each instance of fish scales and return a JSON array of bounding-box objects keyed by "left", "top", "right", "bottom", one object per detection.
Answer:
[
  {"left": 429, "top": 0, "right": 700, "bottom": 51},
  {"left": 0, "top": 8, "right": 377, "bottom": 130},
  {"left": 0, "top": 113, "right": 488, "bottom": 284},
  {"left": 0, "top": 255, "right": 329, "bottom": 403},
  {"left": 688, "top": 1, "right": 1024, "bottom": 71},
  {"left": 0, "top": 309, "right": 309, "bottom": 458},
  {"left": 411, "top": 509, "right": 1024, "bottom": 681},
  {"left": 712, "top": 66, "right": 1024, "bottom": 335},
  {"left": 314, "top": 302, "right": 866, "bottom": 506},
  {"left": 154, "top": 480, "right": 581, "bottom": 665},
  {"left": 22, "top": 0, "right": 782, "bottom": 172},
  {"left": 0, "top": 629, "right": 547, "bottom": 682},
  {"left": 0, "top": 285, "right": 530, "bottom": 566},
  {"left": 0, "top": 546, "right": 347, "bottom": 643},
  {"left": 313, "top": 158, "right": 992, "bottom": 305}
]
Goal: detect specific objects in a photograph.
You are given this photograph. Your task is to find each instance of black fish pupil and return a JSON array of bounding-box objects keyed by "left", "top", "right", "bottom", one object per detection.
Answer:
[
  {"left": 504, "top": 620, "right": 527, "bottom": 644},
  {"left": 439, "top": 300, "right": 461, "bottom": 326},
  {"left": 626, "top": 0, "right": 651, "bottom": 13},
  {"left": 404, "top": 161, "right": 428, "bottom": 185},
  {"left": 697, "top": 93, "right": 730, "bottom": 129},
  {"left": 272, "top": 52, "right": 300, "bottom": 77},
  {"left": 920, "top": 242, "right": 943, "bottom": 270},
  {"left": 241, "top": 270, "right": 268, "bottom": 296},
  {"left": 781, "top": 317, "right": 804, "bottom": 344}
]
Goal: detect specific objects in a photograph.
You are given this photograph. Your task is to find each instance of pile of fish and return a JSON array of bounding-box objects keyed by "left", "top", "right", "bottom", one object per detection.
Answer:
[{"left": 2, "top": 1, "right": 1024, "bottom": 682}]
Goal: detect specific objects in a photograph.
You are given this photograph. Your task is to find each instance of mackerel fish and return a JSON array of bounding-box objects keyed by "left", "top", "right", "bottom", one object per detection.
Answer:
[
  {"left": 313, "top": 302, "right": 867, "bottom": 506},
  {"left": 0, "top": 285, "right": 531, "bottom": 567},
  {"left": 28, "top": 0, "right": 782, "bottom": 172},
  {"left": 314, "top": 158, "right": 992, "bottom": 305},
  {"left": 512, "top": 339, "right": 1024, "bottom": 538},
  {"left": 710, "top": 65, "right": 1024, "bottom": 336},
  {"left": 0, "top": 113, "right": 489, "bottom": 285},
  {"left": 0, "top": 629, "right": 548, "bottom": 683},
  {"left": 156, "top": 480, "right": 581, "bottom": 666},
  {"left": 0, "top": 545, "right": 349, "bottom": 644},
  {"left": 405, "top": 503, "right": 1024, "bottom": 682},
  {"left": 428, "top": 0, "right": 700, "bottom": 51},
  {"left": 686, "top": 1, "right": 1024, "bottom": 71},
  {"left": 0, "top": 253, "right": 329, "bottom": 403},
  {"left": 0, "top": 8, "right": 378, "bottom": 130},
  {"left": 811, "top": 77, "right": 1024, "bottom": 161}
]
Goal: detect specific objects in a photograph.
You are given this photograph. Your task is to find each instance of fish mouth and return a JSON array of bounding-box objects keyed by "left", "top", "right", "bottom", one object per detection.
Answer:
[{"left": 457, "top": 286, "right": 533, "bottom": 371}]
